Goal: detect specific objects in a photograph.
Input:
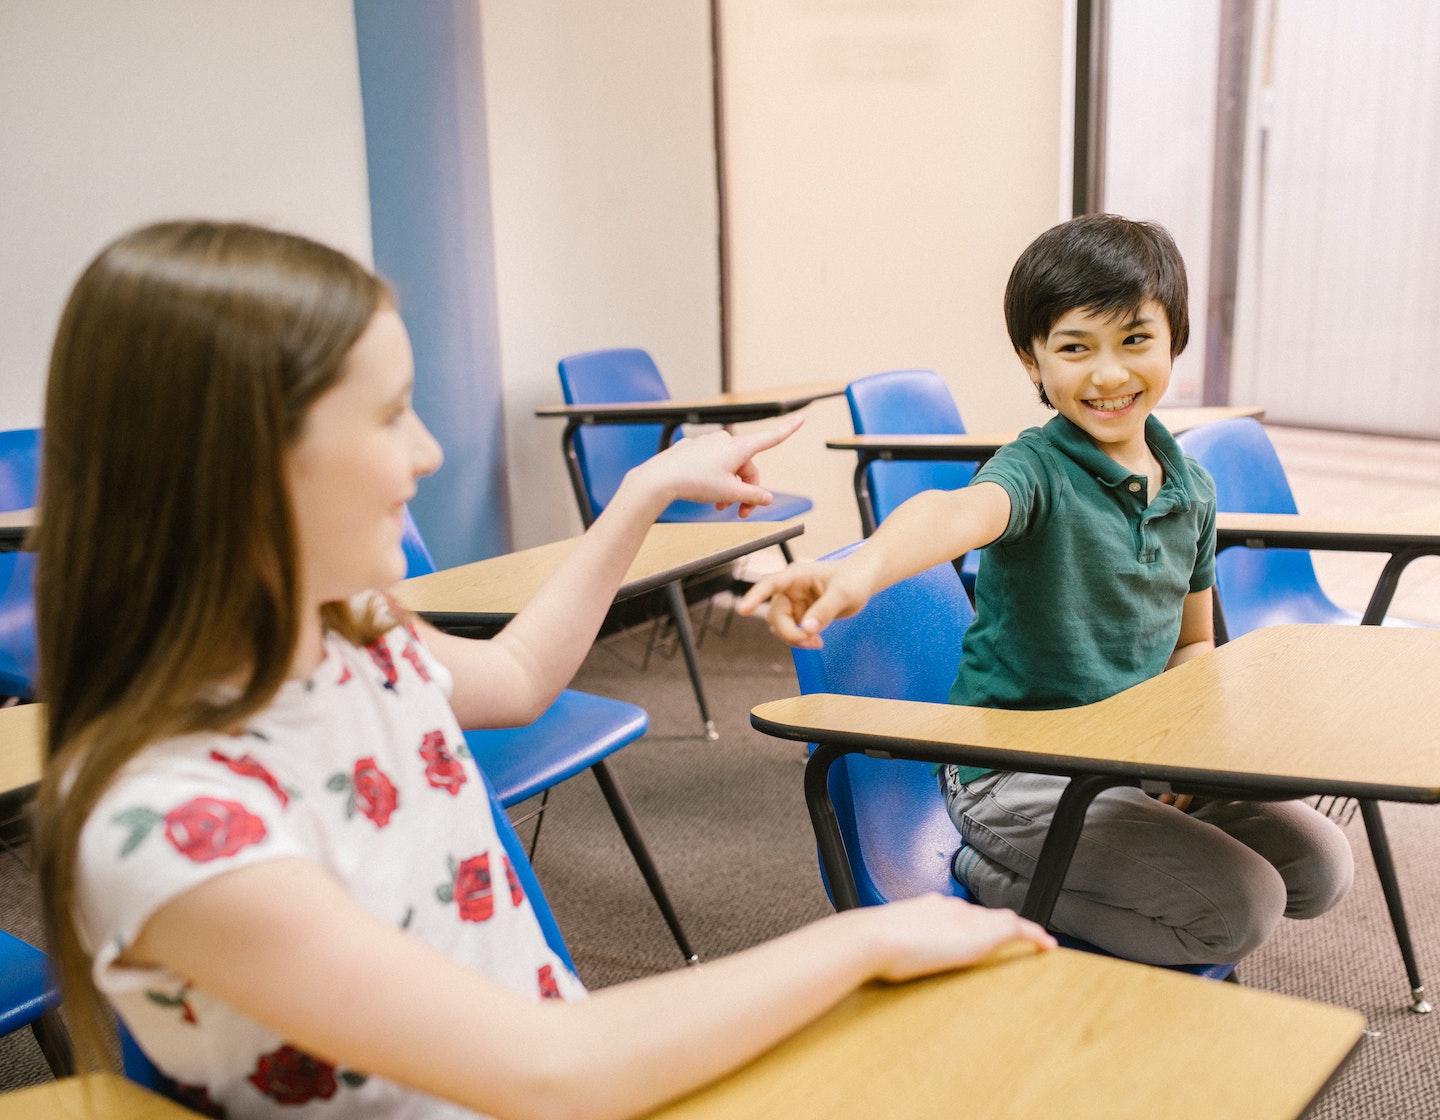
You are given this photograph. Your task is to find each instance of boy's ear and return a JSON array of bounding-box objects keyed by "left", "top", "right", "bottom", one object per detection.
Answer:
[{"left": 1017, "top": 348, "right": 1040, "bottom": 380}]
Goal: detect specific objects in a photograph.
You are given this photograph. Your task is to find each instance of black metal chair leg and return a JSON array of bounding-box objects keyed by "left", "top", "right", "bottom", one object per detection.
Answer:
[
  {"left": 524, "top": 788, "right": 553, "bottom": 863},
  {"left": 1359, "top": 799, "right": 1431, "bottom": 1013},
  {"left": 590, "top": 760, "right": 699, "bottom": 964},
  {"left": 1018, "top": 774, "right": 1129, "bottom": 927},
  {"left": 31, "top": 1007, "right": 75, "bottom": 1077},
  {"left": 663, "top": 581, "right": 716, "bottom": 740}
]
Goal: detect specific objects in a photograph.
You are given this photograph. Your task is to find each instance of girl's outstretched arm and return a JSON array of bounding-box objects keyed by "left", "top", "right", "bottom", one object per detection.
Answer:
[
  {"left": 125, "top": 858, "right": 1053, "bottom": 1120},
  {"left": 430, "top": 416, "right": 803, "bottom": 730}
]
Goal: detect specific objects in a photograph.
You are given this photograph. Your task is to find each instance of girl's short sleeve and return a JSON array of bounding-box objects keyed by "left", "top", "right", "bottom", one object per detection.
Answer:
[{"left": 76, "top": 742, "right": 311, "bottom": 995}]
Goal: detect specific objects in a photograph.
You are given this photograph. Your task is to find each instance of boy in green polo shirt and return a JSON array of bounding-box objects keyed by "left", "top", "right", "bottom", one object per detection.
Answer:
[{"left": 739, "top": 214, "right": 1352, "bottom": 966}]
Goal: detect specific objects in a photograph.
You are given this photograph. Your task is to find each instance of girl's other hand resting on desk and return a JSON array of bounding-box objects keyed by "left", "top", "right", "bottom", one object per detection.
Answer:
[{"left": 853, "top": 894, "right": 1056, "bottom": 983}]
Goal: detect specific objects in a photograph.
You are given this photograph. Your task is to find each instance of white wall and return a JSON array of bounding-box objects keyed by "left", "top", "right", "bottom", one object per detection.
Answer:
[
  {"left": 0, "top": 0, "right": 373, "bottom": 433},
  {"left": 479, "top": 2, "right": 724, "bottom": 548},
  {"left": 1103, "top": 0, "right": 1220, "bottom": 407},
  {"left": 719, "top": 0, "right": 1069, "bottom": 559}
]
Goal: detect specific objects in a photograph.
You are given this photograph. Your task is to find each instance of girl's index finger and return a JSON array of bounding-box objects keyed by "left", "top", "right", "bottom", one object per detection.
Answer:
[{"left": 737, "top": 412, "right": 805, "bottom": 456}]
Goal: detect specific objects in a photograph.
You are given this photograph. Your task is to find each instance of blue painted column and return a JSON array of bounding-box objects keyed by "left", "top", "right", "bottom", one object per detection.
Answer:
[{"left": 353, "top": 0, "right": 510, "bottom": 565}]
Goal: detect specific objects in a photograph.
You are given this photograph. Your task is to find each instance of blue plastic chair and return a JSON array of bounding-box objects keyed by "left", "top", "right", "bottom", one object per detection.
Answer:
[
  {"left": 844, "top": 371, "right": 981, "bottom": 595},
  {"left": 791, "top": 542, "right": 1232, "bottom": 980},
  {"left": 556, "top": 348, "right": 812, "bottom": 739},
  {"left": 0, "top": 429, "right": 40, "bottom": 699},
  {"left": 556, "top": 348, "right": 813, "bottom": 532},
  {"left": 402, "top": 510, "right": 695, "bottom": 961},
  {"left": 1176, "top": 417, "right": 1423, "bottom": 636},
  {"left": 123, "top": 779, "right": 574, "bottom": 1100},
  {"left": 0, "top": 929, "right": 73, "bottom": 1077}
]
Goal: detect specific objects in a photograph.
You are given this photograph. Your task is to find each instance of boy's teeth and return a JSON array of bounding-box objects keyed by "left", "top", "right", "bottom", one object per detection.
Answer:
[{"left": 1088, "top": 394, "right": 1138, "bottom": 412}]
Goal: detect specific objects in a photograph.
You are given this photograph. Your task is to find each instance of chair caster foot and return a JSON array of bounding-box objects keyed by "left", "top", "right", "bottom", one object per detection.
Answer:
[
  {"left": 684, "top": 954, "right": 702, "bottom": 966},
  {"left": 703, "top": 720, "right": 719, "bottom": 741},
  {"left": 1409, "top": 987, "right": 1432, "bottom": 1014}
]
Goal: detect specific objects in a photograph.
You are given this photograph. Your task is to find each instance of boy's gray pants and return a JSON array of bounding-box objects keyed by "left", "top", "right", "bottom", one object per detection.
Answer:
[{"left": 943, "top": 768, "right": 1354, "bottom": 965}]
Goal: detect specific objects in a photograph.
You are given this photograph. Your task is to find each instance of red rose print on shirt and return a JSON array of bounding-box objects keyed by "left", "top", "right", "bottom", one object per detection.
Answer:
[
  {"left": 418, "top": 731, "right": 467, "bottom": 795},
  {"left": 504, "top": 854, "right": 524, "bottom": 907},
  {"left": 366, "top": 640, "right": 400, "bottom": 691},
  {"left": 327, "top": 757, "right": 399, "bottom": 827},
  {"left": 538, "top": 964, "right": 564, "bottom": 1001},
  {"left": 164, "top": 798, "right": 267, "bottom": 862},
  {"left": 401, "top": 638, "right": 432, "bottom": 683},
  {"left": 247, "top": 1044, "right": 338, "bottom": 1106},
  {"left": 209, "top": 750, "right": 290, "bottom": 807},
  {"left": 113, "top": 797, "right": 268, "bottom": 864},
  {"left": 436, "top": 853, "right": 494, "bottom": 922}
]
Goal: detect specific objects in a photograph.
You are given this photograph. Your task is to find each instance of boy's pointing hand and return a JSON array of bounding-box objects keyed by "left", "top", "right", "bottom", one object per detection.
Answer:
[{"left": 736, "top": 560, "right": 870, "bottom": 649}]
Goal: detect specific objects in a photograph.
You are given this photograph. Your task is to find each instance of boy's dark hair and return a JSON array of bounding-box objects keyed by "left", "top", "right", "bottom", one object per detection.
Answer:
[{"left": 1004, "top": 214, "right": 1189, "bottom": 404}]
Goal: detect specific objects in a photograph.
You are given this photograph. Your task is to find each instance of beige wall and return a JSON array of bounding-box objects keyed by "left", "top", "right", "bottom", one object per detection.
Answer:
[
  {"left": 0, "top": 1, "right": 372, "bottom": 433},
  {"left": 719, "top": 0, "right": 1068, "bottom": 560},
  {"left": 479, "top": 1, "right": 724, "bottom": 548}
]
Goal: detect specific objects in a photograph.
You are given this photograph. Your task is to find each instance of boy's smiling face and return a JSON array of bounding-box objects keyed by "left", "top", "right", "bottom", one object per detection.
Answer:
[{"left": 1021, "top": 299, "right": 1173, "bottom": 464}]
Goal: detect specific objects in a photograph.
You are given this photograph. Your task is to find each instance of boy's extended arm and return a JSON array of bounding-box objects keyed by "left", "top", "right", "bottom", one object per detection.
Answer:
[
  {"left": 737, "top": 481, "right": 1012, "bottom": 649},
  {"left": 427, "top": 416, "right": 802, "bottom": 729}
]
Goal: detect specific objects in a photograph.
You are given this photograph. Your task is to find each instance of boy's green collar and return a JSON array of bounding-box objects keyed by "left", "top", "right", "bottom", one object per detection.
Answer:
[{"left": 1040, "top": 412, "right": 1195, "bottom": 494}]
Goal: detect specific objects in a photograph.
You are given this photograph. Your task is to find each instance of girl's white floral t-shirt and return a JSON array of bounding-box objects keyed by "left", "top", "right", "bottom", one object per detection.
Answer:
[{"left": 76, "top": 611, "right": 584, "bottom": 1119}]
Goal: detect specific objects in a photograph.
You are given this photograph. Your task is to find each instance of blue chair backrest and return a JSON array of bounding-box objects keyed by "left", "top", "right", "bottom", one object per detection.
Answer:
[
  {"left": 0, "top": 430, "right": 40, "bottom": 698},
  {"left": 846, "top": 370, "right": 976, "bottom": 523},
  {"left": 0, "top": 429, "right": 40, "bottom": 513},
  {"left": 401, "top": 507, "right": 437, "bottom": 578},
  {"left": 791, "top": 542, "right": 974, "bottom": 906},
  {"left": 1176, "top": 418, "right": 1353, "bottom": 634},
  {"left": 557, "top": 348, "right": 672, "bottom": 517}
]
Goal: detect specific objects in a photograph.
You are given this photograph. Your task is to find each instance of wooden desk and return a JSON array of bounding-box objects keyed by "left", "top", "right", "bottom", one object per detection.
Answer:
[
  {"left": 536, "top": 381, "right": 846, "bottom": 525},
  {"left": 752, "top": 625, "right": 1440, "bottom": 1006},
  {"left": 828, "top": 406, "right": 1265, "bottom": 535},
  {"left": 0, "top": 702, "right": 42, "bottom": 797},
  {"left": 0, "top": 1073, "right": 200, "bottom": 1119},
  {"left": 0, "top": 508, "right": 32, "bottom": 553},
  {"left": 6, "top": 954, "right": 1363, "bottom": 1120},
  {"left": 644, "top": 947, "right": 1363, "bottom": 1120},
  {"left": 394, "top": 521, "right": 803, "bottom": 631},
  {"left": 1216, "top": 501, "right": 1440, "bottom": 627}
]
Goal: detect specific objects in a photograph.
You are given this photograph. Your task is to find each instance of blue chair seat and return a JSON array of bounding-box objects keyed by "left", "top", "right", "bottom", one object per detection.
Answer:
[
  {"left": 464, "top": 690, "right": 648, "bottom": 808},
  {"left": 0, "top": 930, "right": 58, "bottom": 1037},
  {"left": 651, "top": 492, "right": 812, "bottom": 525},
  {"left": 0, "top": 930, "right": 73, "bottom": 1076}
]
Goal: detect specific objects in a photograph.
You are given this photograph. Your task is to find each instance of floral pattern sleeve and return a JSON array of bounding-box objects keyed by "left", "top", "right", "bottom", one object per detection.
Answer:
[{"left": 76, "top": 745, "right": 310, "bottom": 992}]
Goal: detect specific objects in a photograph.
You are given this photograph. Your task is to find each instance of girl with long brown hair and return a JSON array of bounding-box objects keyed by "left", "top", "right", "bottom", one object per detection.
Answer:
[{"left": 34, "top": 220, "right": 1051, "bottom": 1120}]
